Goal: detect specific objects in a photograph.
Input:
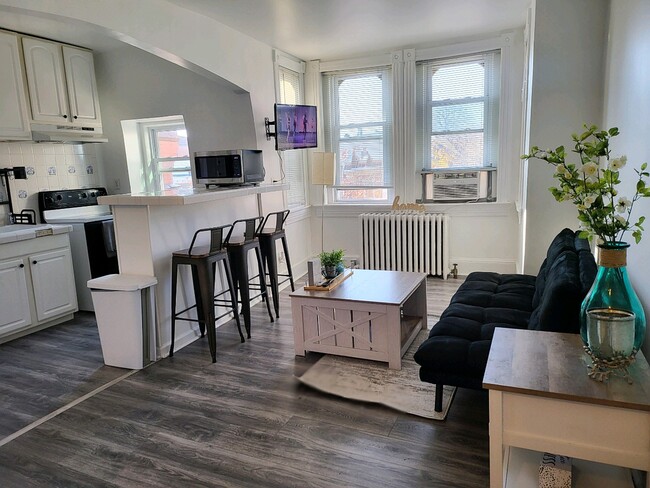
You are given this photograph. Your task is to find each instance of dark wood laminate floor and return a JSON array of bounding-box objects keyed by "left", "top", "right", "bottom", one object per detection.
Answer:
[
  {"left": 0, "top": 276, "right": 489, "bottom": 487},
  {"left": 0, "top": 312, "right": 127, "bottom": 438}
]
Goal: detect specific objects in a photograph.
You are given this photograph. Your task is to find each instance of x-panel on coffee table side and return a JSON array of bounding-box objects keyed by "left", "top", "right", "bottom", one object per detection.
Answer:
[{"left": 290, "top": 269, "right": 427, "bottom": 370}]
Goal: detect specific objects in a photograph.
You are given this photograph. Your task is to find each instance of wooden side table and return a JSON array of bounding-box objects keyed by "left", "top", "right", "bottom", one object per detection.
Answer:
[{"left": 483, "top": 328, "right": 650, "bottom": 488}]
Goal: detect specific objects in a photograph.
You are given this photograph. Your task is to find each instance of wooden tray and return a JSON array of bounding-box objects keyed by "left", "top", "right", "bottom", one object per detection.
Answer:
[{"left": 304, "top": 270, "right": 353, "bottom": 292}]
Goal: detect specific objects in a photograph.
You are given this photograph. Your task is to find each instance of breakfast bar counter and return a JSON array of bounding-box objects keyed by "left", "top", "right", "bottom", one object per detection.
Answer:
[
  {"left": 99, "top": 183, "right": 288, "bottom": 207},
  {"left": 99, "top": 183, "right": 288, "bottom": 359}
]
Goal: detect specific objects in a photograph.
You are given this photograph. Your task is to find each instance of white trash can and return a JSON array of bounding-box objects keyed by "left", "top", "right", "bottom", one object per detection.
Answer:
[{"left": 88, "top": 274, "right": 157, "bottom": 369}]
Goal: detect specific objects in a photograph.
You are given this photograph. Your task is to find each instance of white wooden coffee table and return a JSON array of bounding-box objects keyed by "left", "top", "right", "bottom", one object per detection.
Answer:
[{"left": 290, "top": 269, "right": 427, "bottom": 369}]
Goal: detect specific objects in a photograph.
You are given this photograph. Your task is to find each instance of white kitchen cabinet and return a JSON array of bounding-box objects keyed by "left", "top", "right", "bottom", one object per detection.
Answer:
[
  {"left": 22, "top": 37, "right": 102, "bottom": 128},
  {"left": 0, "top": 232, "right": 78, "bottom": 344},
  {"left": 0, "top": 258, "right": 32, "bottom": 335},
  {"left": 0, "top": 30, "right": 31, "bottom": 140},
  {"left": 30, "top": 248, "right": 77, "bottom": 322},
  {"left": 62, "top": 46, "right": 102, "bottom": 127}
]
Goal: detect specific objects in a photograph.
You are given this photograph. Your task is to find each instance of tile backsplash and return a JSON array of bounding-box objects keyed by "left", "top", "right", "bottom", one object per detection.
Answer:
[{"left": 0, "top": 142, "right": 103, "bottom": 224}]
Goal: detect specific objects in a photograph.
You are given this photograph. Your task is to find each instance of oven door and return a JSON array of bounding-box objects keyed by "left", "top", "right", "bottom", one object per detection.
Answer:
[{"left": 84, "top": 220, "right": 119, "bottom": 278}]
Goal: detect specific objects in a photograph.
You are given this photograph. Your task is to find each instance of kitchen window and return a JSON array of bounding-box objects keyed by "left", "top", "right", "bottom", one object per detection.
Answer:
[
  {"left": 322, "top": 66, "right": 393, "bottom": 203},
  {"left": 142, "top": 119, "right": 191, "bottom": 192}
]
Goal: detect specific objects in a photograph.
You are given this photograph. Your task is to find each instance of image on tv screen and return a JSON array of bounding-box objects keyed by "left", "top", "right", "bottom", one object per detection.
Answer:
[{"left": 275, "top": 104, "right": 317, "bottom": 151}]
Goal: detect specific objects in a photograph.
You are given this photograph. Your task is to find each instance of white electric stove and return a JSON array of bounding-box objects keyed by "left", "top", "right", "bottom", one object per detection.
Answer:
[{"left": 39, "top": 188, "right": 118, "bottom": 311}]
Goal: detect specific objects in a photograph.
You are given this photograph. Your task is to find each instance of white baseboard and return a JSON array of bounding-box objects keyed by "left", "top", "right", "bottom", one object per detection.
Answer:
[{"left": 450, "top": 257, "right": 517, "bottom": 275}]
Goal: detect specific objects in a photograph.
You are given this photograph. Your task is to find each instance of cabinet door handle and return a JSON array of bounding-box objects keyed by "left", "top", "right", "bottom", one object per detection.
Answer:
[
  {"left": 32, "top": 260, "right": 37, "bottom": 265},
  {"left": 62, "top": 114, "right": 68, "bottom": 119},
  {"left": 19, "top": 263, "right": 24, "bottom": 268},
  {"left": 73, "top": 115, "right": 78, "bottom": 119}
]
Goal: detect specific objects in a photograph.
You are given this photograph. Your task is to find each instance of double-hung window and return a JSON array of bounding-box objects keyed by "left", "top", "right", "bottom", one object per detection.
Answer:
[
  {"left": 276, "top": 63, "right": 307, "bottom": 207},
  {"left": 417, "top": 51, "right": 500, "bottom": 169},
  {"left": 323, "top": 67, "right": 392, "bottom": 202},
  {"left": 143, "top": 119, "right": 191, "bottom": 191}
]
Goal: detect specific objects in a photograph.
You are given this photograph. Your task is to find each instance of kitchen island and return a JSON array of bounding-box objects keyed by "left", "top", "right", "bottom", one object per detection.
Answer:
[{"left": 99, "top": 183, "right": 288, "bottom": 359}]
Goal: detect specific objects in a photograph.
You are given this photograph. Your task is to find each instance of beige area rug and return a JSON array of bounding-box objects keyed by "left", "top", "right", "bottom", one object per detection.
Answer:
[{"left": 298, "top": 330, "right": 456, "bottom": 420}]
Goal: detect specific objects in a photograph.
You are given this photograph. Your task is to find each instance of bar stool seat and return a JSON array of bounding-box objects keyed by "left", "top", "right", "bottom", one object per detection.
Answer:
[
  {"left": 226, "top": 217, "right": 274, "bottom": 338},
  {"left": 170, "top": 225, "right": 243, "bottom": 363},
  {"left": 258, "top": 210, "right": 295, "bottom": 318}
]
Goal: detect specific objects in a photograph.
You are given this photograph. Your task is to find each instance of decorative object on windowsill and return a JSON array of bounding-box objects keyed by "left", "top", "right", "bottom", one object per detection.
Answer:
[
  {"left": 319, "top": 249, "right": 345, "bottom": 279},
  {"left": 524, "top": 125, "right": 650, "bottom": 382},
  {"left": 391, "top": 196, "right": 425, "bottom": 213}
]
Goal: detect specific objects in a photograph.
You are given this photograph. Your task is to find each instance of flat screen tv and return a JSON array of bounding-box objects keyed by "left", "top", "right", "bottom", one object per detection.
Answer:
[{"left": 274, "top": 103, "right": 317, "bottom": 151}]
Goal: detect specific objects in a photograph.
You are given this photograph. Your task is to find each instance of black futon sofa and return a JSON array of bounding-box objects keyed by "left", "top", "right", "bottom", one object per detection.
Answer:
[{"left": 414, "top": 228, "right": 597, "bottom": 411}]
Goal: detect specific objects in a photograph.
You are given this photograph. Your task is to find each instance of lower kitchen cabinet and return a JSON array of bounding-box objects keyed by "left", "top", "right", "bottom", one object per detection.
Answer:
[
  {"left": 30, "top": 248, "right": 77, "bottom": 321},
  {"left": 0, "top": 258, "right": 32, "bottom": 335},
  {"left": 0, "top": 233, "right": 78, "bottom": 343}
]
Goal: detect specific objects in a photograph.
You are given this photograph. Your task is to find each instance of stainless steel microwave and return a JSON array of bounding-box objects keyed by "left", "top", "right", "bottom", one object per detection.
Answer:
[{"left": 193, "top": 149, "right": 265, "bottom": 187}]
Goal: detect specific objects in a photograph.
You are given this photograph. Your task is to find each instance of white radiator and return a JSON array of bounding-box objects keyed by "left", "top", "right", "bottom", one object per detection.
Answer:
[{"left": 359, "top": 213, "right": 450, "bottom": 278}]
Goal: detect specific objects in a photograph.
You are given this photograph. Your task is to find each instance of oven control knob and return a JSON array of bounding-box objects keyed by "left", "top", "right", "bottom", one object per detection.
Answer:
[
  {"left": 55, "top": 194, "right": 62, "bottom": 201},
  {"left": 81, "top": 192, "right": 87, "bottom": 198}
]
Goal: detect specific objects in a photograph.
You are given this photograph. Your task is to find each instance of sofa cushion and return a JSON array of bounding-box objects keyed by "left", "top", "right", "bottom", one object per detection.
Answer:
[{"left": 528, "top": 250, "right": 584, "bottom": 333}]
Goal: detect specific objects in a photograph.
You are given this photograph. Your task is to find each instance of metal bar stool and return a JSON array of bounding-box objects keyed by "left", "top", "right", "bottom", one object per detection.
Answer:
[
  {"left": 170, "top": 225, "right": 244, "bottom": 363},
  {"left": 258, "top": 210, "right": 295, "bottom": 318},
  {"left": 225, "top": 217, "right": 274, "bottom": 338}
]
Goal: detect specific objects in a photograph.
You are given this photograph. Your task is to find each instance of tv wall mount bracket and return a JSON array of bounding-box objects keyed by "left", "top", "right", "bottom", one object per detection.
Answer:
[{"left": 264, "top": 117, "right": 276, "bottom": 141}]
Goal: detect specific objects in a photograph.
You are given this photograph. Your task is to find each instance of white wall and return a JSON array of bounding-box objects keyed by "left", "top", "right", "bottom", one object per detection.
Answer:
[
  {"left": 603, "top": 0, "right": 650, "bottom": 358},
  {"left": 93, "top": 44, "right": 256, "bottom": 194},
  {"left": 523, "top": 0, "right": 609, "bottom": 273},
  {"left": 316, "top": 202, "right": 520, "bottom": 275}
]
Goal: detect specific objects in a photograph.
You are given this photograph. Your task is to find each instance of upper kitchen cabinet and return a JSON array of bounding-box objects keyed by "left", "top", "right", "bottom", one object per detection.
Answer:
[
  {"left": 22, "top": 37, "right": 102, "bottom": 130},
  {"left": 0, "top": 31, "right": 31, "bottom": 140}
]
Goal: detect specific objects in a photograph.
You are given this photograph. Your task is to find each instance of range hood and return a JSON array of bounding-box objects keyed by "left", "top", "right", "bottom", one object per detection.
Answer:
[{"left": 30, "top": 123, "right": 108, "bottom": 144}]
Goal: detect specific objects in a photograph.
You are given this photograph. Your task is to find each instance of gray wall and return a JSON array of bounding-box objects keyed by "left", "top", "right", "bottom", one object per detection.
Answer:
[
  {"left": 94, "top": 44, "right": 257, "bottom": 193},
  {"left": 524, "top": 0, "right": 609, "bottom": 273}
]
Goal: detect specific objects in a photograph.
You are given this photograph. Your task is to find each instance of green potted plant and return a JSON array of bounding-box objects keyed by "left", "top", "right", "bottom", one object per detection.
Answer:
[{"left": 319, "top": 249, "right": 345, "bottom": 279}]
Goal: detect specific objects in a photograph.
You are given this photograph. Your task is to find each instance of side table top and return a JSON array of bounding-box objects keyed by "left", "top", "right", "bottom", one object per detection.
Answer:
[
  {"left": 483, "top": 328, "right": 650, "bottom": 411},
  {"left": 289, "top": 269, "right": 426, "bottom": 306}
]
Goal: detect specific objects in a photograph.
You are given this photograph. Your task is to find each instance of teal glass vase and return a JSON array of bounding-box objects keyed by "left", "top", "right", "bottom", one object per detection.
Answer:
[{"left": 580, "top": 242, "right": 646, "bottom": 381}]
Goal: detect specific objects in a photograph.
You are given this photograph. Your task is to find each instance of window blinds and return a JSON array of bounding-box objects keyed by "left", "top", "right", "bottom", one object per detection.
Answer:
[
  {"left": 322, "top": 66, "right": 393, "bottom": 189},
  {"left": 278, "top": 65, "right": 306, "bottom": 207},
  {"left": 416, "top": 50, "right": 500, "bottom": 169}
]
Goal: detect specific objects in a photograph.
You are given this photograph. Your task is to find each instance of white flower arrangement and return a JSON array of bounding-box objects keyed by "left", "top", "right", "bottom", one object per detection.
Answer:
[{"left": 523, "top": 125, "right": 650, "bottom": 244}]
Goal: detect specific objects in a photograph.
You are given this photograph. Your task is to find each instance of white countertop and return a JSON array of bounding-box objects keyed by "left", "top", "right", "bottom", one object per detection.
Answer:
[
  {"left": 0, "top": 224, "right": 73, "bottom": 245},
  {"left": 98, "top": 183, "right": 289, "bottom": 207}
]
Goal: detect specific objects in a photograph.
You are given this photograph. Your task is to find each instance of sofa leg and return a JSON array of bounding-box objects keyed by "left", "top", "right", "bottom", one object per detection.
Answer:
[{"left": 435, "top": 384, "right": 443, "bottom": 412}]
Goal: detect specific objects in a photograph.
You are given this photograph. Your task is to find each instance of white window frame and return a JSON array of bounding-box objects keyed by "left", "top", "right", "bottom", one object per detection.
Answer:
[
  {"left": 137, "top": 116, "right": 189, "bottom": 193},
  {"left": 414, "top": 34, "right": 514, "bottom": 203},
  {"left": 274, "top": 51, "right": 308, "bottom": 209},
  {"left": 419, "top": 51, "right": 500, "bottom": 169},
  {"left": 322, "top": 66, "right": 393, "bottom": 204}
]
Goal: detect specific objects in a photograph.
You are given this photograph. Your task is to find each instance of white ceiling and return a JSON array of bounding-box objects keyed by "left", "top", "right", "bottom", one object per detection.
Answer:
[
  {"left": 166, "top": 0, "right": 530, "bottom": 60},
  {"left": 0, "top": 0, "right": 529, "bottom": 60}
]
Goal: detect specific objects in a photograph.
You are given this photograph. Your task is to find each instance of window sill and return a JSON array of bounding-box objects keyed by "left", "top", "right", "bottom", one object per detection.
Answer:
[{"left": 315, "top": 200, "right": 515, "bottom": 218}]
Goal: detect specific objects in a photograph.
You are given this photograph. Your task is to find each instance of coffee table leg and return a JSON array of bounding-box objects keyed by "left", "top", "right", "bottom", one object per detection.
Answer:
[
  {"left": 387, "top": 306, "right": 402, "bottom": 369},
  {"left": 292, "top": 298, "right": 306, "bottom": 356}
]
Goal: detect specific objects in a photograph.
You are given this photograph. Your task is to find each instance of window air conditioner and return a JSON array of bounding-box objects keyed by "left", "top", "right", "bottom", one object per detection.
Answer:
[{"left": 420, "top": 168, "right": 495, "bottom": 203}]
